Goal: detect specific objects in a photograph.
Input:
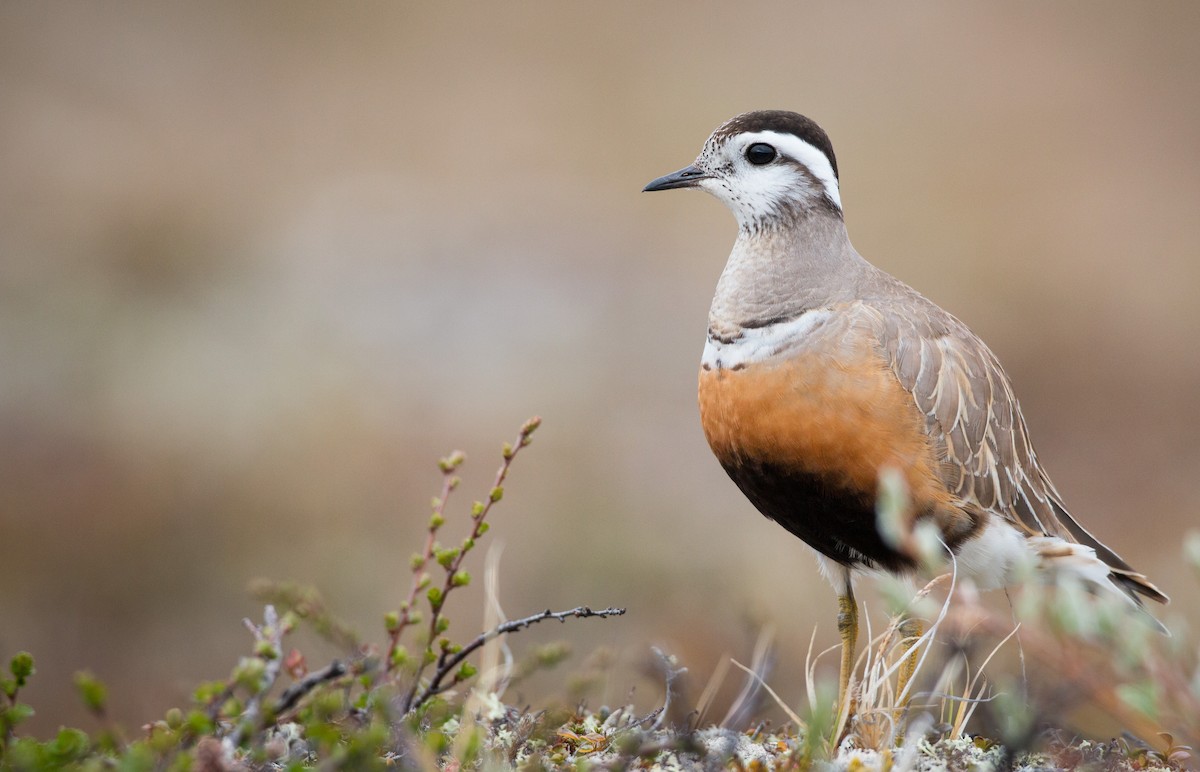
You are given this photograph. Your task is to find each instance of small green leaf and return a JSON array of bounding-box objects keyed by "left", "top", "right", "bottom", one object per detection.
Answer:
[
  {"left": 452, "top": 571, "right": 471, "bottom": 587},
  {"left": 3, "top": 701, "right": 35, "bottom": 726},
  {"left": 477, "top": 522, "right": 490, "bottom": 535},
  {"left": 456, "top": 662, "right": 478, "bottom": 681},
  {"left": 48, "top": 727, "right": 90, "bottom": 761},
  {"left": 471, "top": 501, "right": 485, "bottom": 517},
  {"left": 435, "top": 617, "right": 450, "bottom": 634},
  {"left": 384, "top": 611, "right": 400, "bottom": 632},
  {"left": 427, "top": 587, "right": 443, "bottom": 607},
  {"left": 410, "top": 553, "right": 425, "bottom": 570},
  {"left": 502, "top": 442, "right": 515, "bottom": 460},
  {"left": 73, "top": 671, "right": 107, "bottom": 714},
  {"left": 429, "top": 512, "right": 445, "bottom": 529},
  {"left": 489, "top": 486, "right": 504, "bottom": 503}
]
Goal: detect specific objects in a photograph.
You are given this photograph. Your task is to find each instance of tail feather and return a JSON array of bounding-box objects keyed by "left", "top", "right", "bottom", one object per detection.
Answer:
[
  {"left": 1109, "top": 568, "right": 1170, "bottom": 606},
  {"left": 1047, "top": 499, "right": 1169, "bottom": 606},
  {"left": 1028, "top": 536, "right": 1168, "bottom": 634}
]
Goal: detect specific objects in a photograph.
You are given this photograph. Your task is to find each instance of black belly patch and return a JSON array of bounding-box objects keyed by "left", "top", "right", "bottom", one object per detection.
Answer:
[{"left": 720, "top": 457, "right": 919, "bottom": 573}]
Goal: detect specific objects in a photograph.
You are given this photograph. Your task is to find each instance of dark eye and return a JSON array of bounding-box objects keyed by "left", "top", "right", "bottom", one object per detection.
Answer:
[{"left": 745, "top": 143, "right": 776, "bottom": 165}]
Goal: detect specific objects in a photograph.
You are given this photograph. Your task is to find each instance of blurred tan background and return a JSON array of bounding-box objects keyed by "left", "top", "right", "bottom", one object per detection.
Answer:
[{"left": 2, "top": 3, "right": 1198, "bottom": 735}]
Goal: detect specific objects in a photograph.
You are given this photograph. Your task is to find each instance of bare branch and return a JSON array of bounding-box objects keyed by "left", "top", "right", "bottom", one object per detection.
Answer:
[
  {"left": 227, "top": 606, "right": 286, "bottom": 748},
  {"left": 407, "top": 605, "right": 625, "bottom": 713},
  {"left": 272, "top": 659, "right": 348, "bottom": 716}
]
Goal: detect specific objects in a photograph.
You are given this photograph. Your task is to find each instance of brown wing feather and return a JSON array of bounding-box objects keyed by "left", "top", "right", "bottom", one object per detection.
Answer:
[{"left": 868, "top": 290, "right": 1167, "bottom": 605}]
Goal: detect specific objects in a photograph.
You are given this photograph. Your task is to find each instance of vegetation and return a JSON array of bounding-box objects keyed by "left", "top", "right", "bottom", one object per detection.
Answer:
[{"left": 1, "top": 420, "right": 1197, "bottom": 770}]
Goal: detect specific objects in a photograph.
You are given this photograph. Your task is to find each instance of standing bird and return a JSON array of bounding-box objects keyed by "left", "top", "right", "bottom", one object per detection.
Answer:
[{"left": 643, "top": 110, "right": 1168, "bottom": 702}]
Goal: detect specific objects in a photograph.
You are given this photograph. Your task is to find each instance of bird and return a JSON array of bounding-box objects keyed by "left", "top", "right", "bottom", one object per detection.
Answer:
[{"left": 643, "top": 110, "right": 1169, "bottom": 704}]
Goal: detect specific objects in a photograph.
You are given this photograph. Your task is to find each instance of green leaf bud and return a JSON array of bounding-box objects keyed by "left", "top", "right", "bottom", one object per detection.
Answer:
[
  {"left": 185, "top": 710, "right": 214, "bottom": 736},
  {"left": 73, "top": 671, "right": 108, "bottom": 714},
  {"left": 438, "top": 450, "right": 466, "bottom": 472},
  {"left": 9, "top": 651, "right": 34, "bottom": 683},
  {"left": 254, "top": 640, "right": 279, "bottom": 660}
]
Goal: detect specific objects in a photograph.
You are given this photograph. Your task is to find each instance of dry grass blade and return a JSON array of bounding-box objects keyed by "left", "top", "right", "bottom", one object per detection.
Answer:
[{"left": 728, "top": 658, "right": 805, "bottom": 728}]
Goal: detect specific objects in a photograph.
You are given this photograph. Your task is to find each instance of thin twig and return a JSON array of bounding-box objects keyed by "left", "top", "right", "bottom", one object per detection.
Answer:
[
  {"left": 407, "top": 605, "right": 625, "bottom": 713},
  {"left": 385, "top": 470, "right": 458, "bottom": 672},
  {"left": 401, "top": 418, "right": 540, "bottom": 709},
  {"left": 272, "top": 660, "right": 349, "bottom": 715}
]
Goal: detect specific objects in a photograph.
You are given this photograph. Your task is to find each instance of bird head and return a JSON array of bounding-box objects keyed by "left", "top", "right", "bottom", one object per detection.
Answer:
[{"left": 644, "top": 110, "right": 843, "bottom": 232}]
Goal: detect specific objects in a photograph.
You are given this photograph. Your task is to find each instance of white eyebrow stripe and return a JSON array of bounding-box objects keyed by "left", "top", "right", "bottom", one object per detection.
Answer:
[{"left": 742, "top": 130, "right": 842, "bottom": 210}]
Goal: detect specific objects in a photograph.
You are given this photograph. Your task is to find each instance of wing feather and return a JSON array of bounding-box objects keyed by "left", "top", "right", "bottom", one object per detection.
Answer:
[{"left": 870, "top": 292, "right": 1167, "bottom": 605}]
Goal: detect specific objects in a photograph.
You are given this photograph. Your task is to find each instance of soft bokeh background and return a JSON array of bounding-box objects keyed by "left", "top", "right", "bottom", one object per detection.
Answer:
[{"left": 2, "top": 2, "right": 1198, "bottom": 735}]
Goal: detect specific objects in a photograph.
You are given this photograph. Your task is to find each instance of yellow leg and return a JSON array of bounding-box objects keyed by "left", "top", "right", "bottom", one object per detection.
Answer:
[
  {"left": 837, "top": 584, "right": 859, "bottom": 712},
  {"left": 895, "top": 616, "right": 923, "bottom": 707}
]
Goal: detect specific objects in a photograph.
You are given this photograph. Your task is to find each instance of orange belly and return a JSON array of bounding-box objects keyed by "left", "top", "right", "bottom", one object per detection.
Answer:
[{"left": 698, "top": 352, "right": 964, "bottom": 568}]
